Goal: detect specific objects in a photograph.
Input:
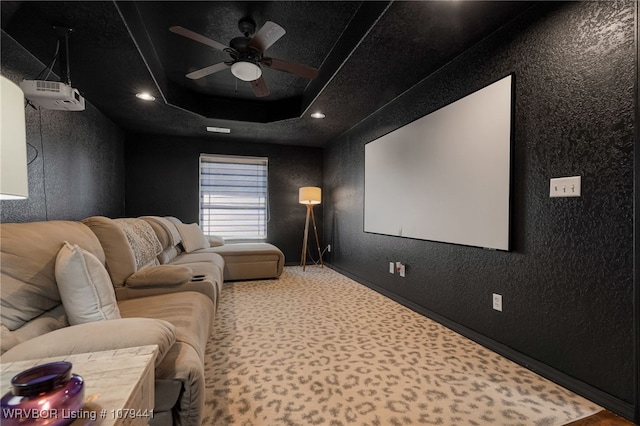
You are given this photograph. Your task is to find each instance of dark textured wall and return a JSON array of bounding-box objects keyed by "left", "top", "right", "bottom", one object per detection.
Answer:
[
  {"left": 324, "top": 0, "right": 636, "bottom": 415},
  {"left": 0, "top": 32, "right": 125, "bottom": 222},
  {"left": 125, "top": 134, "right": 323, "bottom": 264}
]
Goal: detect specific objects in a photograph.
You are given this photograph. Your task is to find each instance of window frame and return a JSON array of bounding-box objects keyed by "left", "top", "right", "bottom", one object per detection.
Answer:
[{"left": 199, "top": 154, "right": 269, "bottom": 242}]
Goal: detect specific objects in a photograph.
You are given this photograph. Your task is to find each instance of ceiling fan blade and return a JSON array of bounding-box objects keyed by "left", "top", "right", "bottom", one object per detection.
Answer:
[
  {"left": 251, "top": 76, "right": 270, "bottom": 98},
  {"left": 248, "top": 21, "right": 285, "bottom": 53},
  {"left": 186, "top": 62, "right": 230, "bottom": 80},
  {"left": 169, "top": 26, "right": 229, "bottom": 51},
  {"left": 261, "top": 57, "right": 319, "bottom": 80}
]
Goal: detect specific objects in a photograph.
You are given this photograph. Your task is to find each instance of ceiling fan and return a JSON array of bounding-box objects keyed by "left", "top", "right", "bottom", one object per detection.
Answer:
[{"left": 169, "top": 18, "right": 319, "bottom": 98}]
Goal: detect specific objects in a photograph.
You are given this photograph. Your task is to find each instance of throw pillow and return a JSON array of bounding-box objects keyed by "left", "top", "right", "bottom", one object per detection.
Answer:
[
  {"left": 114, "top": 218, "right": 162, "bottom": 270},
  {"left": 175, "top": 223, "right": 210, "bottom": 253},
  {"left": 55, "top": 241, "right": 121, "bottom": 325},
  {"left": 208, "top": 235, "right": 225, "bottom": 247}
]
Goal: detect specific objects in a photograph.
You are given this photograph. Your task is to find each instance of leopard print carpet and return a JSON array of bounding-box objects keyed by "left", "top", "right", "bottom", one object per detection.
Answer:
[{"left": 202, "top": 266, "right": 601, "bottom": 425}]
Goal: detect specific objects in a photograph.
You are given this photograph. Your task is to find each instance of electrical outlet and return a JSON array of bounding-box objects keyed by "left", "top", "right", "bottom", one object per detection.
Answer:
[
  {"left": 492, "top": 293, "right": 503, "bottom": 312},
  {"left": 327, "top": 244, "right": 331, "bottom": 253},
  {"left": 389, "top": 262, "right": 395, "bottom": 274},
  {"left": 550, "top": 176, "right": 581, "bottom": 197},
  {"left": 399, "top": 263, "right": 406, "bottom": 277}
]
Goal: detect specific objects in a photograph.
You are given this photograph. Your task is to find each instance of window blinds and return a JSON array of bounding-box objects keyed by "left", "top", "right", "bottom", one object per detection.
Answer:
[{"left": 199, "top": 154, "right": 268, "bottom": 240}]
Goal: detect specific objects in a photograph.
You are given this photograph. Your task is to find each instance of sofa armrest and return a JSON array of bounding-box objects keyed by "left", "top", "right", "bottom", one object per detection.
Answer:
[
  {"left": 125, "top": 265, "right": 192, "bottom": 288},
  {"left": 1, "top": 318, "right": 176, "bottom": 367}
]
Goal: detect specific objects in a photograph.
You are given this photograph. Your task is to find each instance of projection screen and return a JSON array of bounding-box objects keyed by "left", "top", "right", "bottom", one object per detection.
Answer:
[{"left": 364, "top": 75, "right": 513, "bottom": 250}]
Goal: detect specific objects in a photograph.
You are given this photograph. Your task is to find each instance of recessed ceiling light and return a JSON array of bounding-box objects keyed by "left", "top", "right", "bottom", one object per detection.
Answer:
[
  {"left": 311, "top": 112, "right": 325, "bottom": 119},
  {"left": 206, "top": 126, "right": 231, "bottom": 134},
  {"left": 135, "top": 92, "right": 155, "bottom": 101}
]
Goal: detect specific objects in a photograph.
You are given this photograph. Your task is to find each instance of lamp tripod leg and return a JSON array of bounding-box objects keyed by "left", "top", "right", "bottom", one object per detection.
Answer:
[
  {"left": 300, "top": 205, "right": 311, "bottom": 271},
  {"left": 310, "top": 206, "right": 323, "bottom": 267}
]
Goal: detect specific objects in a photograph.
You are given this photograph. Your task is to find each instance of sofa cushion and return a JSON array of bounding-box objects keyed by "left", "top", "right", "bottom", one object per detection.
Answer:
[
  {"left": 55, "top": 242, "right": 121, "bottom": 325},
  {"left": 115, "top": 280, "right": 218, "bottom": 306},
  {"left": 125, "top": 265, "right": 192, "bottom": 288},
  {"left": 206, "top": 243, "right": 285, "bottom": 280},
  {"left": 175, "top": 223, "right": 210, "bottom": 253},
  {"left": 1, "top": 318, "right": 176, "bottom": 368},
  {"left": 142, "top": 216, "right": 181, "bottom": 248},
  {"left": 118, "top": 291, "right": 214, "bottom": 362},
  {"left": 1, "top": 305, "right": 68, "bottom": 355},
  {"left": 170, "top": 252, "right": 224, "bottom": 267},
  {"left": 83, "top": 216, "right": 137, "bottom": 287},
  {"left": 157, "top": 246, "right": 180, "bottom": 265},
  {"left": 1, "top": 325, "right": 20, "bottom": 354},
  {"left": 1, "top": 221, "right": 105, "bottom": 331},
  {"left": 164, "top": 216, "right": 182, "bottom": 226},
  {"left": 139, "top": 217, "right": 182, "bottom": 266}
]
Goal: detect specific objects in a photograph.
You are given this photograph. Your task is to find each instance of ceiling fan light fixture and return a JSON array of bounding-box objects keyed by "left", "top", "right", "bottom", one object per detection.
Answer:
[{"left": 231, "top": 61, "right": 262, "bottom": 82}]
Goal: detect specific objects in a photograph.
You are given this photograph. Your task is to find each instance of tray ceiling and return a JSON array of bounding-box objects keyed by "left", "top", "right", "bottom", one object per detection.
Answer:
[{"left": 1, "top": 1, "right": 533, "bottom": 146}]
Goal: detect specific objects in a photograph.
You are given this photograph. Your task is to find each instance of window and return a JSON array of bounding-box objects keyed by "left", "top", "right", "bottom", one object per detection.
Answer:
[{"left": 199, "top": 154, "right": 268, "bottom": 241}]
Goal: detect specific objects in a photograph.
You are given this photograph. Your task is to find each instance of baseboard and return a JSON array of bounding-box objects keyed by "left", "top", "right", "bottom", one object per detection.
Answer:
[{"left": 325, "top": 263, "right": 637, "bottom": 423}]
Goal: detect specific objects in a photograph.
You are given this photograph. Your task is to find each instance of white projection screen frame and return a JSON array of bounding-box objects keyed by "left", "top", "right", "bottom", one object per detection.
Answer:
[{"left": 364, "top": 75, "right": 513, "bottom": 250}]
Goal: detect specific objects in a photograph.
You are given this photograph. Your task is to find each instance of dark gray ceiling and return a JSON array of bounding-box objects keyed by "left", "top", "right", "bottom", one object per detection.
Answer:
[{"left": 1, "top": 1, "right": 533, "bottom": 147}]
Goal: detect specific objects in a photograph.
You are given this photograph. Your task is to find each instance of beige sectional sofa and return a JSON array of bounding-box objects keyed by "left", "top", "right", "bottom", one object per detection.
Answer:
[
  {"left": 0, "top": 215, "right": 283, "bottom": 426},
  {"left": 151, "top": 216, "right": 285, "bottom": 282},
  {"left": 0, "top": 219, "right": 219, "bottom": 426}
]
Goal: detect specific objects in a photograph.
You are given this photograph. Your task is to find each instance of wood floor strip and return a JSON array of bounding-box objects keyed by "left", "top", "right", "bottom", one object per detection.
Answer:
[{"left": 565, "top": 410, "right": 636, "bottom": 425}]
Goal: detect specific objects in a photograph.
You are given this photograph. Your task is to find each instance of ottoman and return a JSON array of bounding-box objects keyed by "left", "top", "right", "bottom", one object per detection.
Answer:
[{"left": 209, "top": 243, "right": 285, "bottom": 281}]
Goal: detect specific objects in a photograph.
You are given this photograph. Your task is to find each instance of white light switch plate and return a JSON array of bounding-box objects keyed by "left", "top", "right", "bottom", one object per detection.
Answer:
[
  {"left": 492, "top": 293, "right": 503, "bottom": 312},
  {"left": 389, "top": 262, "right": 395, "bottom": 274},
  {"left": 550, "top": 176, "right": 581, "bottom": 197}
]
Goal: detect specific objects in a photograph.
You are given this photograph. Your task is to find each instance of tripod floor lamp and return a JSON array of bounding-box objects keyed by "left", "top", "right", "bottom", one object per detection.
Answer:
[{"left": 299, "top": 186, "right": 323, "bottom": 271}]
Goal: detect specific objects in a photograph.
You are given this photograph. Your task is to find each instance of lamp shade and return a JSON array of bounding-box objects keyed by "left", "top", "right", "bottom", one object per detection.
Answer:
[
  {"left": 0, "top": 75, "right": 28, "bottom": 200},
  {"left": 299, "top": 187, "right": 321, "bottom": 205}
]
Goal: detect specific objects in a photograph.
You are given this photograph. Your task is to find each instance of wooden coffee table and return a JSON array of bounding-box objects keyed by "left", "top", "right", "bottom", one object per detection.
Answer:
[{"left": 1, "top": 345, "right": 157, "bottom": 426}]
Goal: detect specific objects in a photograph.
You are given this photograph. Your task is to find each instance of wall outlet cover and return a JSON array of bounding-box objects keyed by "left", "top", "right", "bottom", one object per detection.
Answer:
[
  {"left": 492, "top": 293, "right": 503, "bottom": 312},
  {"left": 550, "top": 176, "right": 581, "bottom": 198}
]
